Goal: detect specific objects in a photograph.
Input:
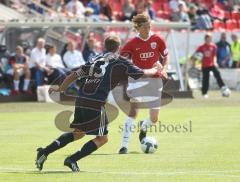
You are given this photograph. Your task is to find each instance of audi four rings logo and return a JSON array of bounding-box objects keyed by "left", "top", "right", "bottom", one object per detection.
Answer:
[{"left": 140, "top": 52, "right": 154, "bottom": 59}]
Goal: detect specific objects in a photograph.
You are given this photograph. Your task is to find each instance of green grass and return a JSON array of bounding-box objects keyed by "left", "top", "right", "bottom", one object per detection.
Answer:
[{"left": 0, "top": 91, "right": 240, "bottom": 182}]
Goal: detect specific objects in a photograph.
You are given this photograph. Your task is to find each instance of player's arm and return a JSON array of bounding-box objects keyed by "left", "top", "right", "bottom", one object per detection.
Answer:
[
  {"left": 213, "top": 45, "right": 218, "bottom": 67},
  {"left": 158, "top": 36, "right": 169, "bottom": 73},
  {"left": 49, "top": 72, "right": 78, "bottom": 94},
  {"left": 142, "top": 62, "right": 167, "bottom": 79},
  {"left": 161, "top": 56, "right": 168, "bottom": 71},
  {"left": 49, "top": 65, "right": 89, "bottom": 94},
  {"left": 125, "top": 60, "right": 165, "bottom": 79},
  {"left": 190, "top": 47, "right": 202, "bottom": 67}
]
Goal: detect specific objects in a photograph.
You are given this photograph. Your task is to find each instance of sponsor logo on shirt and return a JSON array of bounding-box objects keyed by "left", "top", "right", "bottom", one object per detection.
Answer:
[
  {"left": 140, "top": 52, "right": 154, "bottom": 59},
  {"left": 151, "top": 42, "right": 157, "bottom": 49}
]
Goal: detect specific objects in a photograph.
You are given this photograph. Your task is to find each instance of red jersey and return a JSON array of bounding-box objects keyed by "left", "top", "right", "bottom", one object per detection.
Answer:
[
  {"left": 120, "top": 34, "right": 168, "bottom": 69},
  {"left": 196, "top": 43, "right": 216, "bottom": 68}
]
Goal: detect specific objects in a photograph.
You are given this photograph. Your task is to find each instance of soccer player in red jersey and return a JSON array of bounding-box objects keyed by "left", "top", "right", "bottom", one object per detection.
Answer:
[
  {"left": 119, "top": 14, "right": 169, "bottom": 154},
  {"left": 191, "top": 33, "right": 230, "bottom": 98}
]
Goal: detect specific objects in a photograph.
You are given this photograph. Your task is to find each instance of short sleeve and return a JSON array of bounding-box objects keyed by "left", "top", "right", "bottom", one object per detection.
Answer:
[
  {"left": 158, "top": 36, "right": 168, "bottom": 58},
  {"left": 123, "top": 60, "right": 144, "bottom": 80},
  {"left": 196, "top": 46, "right": 202, "bottom": 53}
]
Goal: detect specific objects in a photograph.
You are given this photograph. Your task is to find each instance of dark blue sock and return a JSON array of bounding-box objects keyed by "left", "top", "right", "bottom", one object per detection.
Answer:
[
  {"left": 68, "top": 140, "right": 97, "bottom": 161},
  {"left": 44, "top": 132, "right": 74, "bottom": 155}
]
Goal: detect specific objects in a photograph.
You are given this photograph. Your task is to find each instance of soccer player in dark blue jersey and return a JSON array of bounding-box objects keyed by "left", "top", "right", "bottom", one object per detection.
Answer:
[{"left": 35, "top": 35, "right": 162, "bottom": 172}]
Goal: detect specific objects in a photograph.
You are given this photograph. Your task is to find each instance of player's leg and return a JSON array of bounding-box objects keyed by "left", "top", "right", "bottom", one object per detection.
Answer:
[
  {"left": 35, "top": 130, "right": 85, "bottom": 171},
  {"left": 64, "top": 135, "right": 108, "bottom": 172},
  {"left": 13, "top": 67, "right": 20, "bottom": 93},
  {"left": 212, "top": 66, "right": 225, "bottom": 88},
  {"left": 119, "top": 102, "right": 138, "bottom": 154},
  {"left": 23, "top": 63, "right": 31, "bottom": 92},
  {"left": 211, "top": 66, "right": 230, "bottom": 95},
  {"left": 139, "top": 108, "right": 159, "bottom": 142},
  {"left": 202, "top": 68, "right": 210, "bottom": 97}
]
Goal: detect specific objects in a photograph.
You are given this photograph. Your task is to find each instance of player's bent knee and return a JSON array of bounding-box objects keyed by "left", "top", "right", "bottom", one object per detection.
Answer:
[
  {"left": 151, "top": 117, "right": 158, "bottom": 123},
  {"left": 73, "top": 130, "right": 85, "bottom": 140},
  {"left": 95, "top": 136, "right": 108, "bottom": 146}
]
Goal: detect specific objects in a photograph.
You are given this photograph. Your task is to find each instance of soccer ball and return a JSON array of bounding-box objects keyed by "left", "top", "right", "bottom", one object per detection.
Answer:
[
  {"left": 193, "top": 52, "right": 203, "bottom": 61},
  {"left": 140, "top": 137, "right": 158, "bottom": 154},
  {"left": 221, "top": 86, "right": 231, "bottom": 97}
]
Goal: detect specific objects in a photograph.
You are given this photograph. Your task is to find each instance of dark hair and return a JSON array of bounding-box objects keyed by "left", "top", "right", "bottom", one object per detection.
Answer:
[
  {"left": 104, "top": 36, "right": 121, "bottom": 52},
  {"left": 204, "top": 33, "right": 212, "bottom": 40}
]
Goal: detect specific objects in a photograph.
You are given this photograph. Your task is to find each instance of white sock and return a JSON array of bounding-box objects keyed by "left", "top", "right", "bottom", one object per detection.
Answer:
[
  {"left": 13, "top": 80, "right": 19, "bottom": 91},
  {"left": 141, "top": 119, "right": 153, "bottom": 132},
  {"left": 23, "top": 79, "right": 30, "bottom": 91},
  {"left": 121, "top": 117, "right": 134, "bottom": 148}
]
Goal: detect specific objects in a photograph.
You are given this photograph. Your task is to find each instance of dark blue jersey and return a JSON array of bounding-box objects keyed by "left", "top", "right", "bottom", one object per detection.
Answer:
[{"left": 75, "top": 53, "right": 144, "bottom": 103}]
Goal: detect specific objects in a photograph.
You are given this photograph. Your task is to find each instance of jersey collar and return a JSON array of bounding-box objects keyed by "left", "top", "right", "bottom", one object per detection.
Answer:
[{"left": 137, "top": 31, "right": 153, "bottom": 42}]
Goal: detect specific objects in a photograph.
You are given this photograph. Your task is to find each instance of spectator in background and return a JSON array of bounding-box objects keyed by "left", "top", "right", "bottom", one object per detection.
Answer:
[
  {"left": 84, "top": 7, "right": 99, "bottom": 21},
  {"left": 63, "top": 41, "right": 85, "bottom": 70},
  {"left": 45, "top": 45, "right": 66, "bottom": 84},
  {"left": 188, "top": 4, "right": 198, "bottom": 30},
  {"left": 177, "top": 3, "right": 190, "bottom": 22},
  {"left": 196, "top": 4, "right": 213, "bottom": 30},
  {"left": 169, "top": 0, "right": 187, "bottom": 21},
  {"left": 87, "top": 0, "right": 101, "bottom": 15},
  {"left": 30, "top": 38, "right": 46, "bottom": 87},
  {"left": 27, "top": 0, "right": 44, "bottom": 14},
  {"left": 82, "top": 36, "right": 97, "bottom": 62},
  {"left": 216, "top": 32, "right": 231, "bottom": 68},
  {"left": 191, "top": 34, "right": 229, "bottom": 98},
  {"left": 231, "top": 33, "right": 240, "bottom": 68},
  {"left": 7, "top": 46, "right": 31, "bottom": 94},
  {"left": 100, "top": 0, "right": 113, "bottom": 21},
  {"left": 0, "top": 45, "right": 12, "bottom": 90},
  {"left": 60, "top": 4, "right": 74, "bottom": 18},
  {"left": 66, "top": 0, "right": 85, "bottom": 18},
  {"left": 144, "top": 0, "right": 156, "bottom": 20},
  {"left": 130, "top": 1, "right": 154, "bottom": 20},
  {"left": 121, "top": 0, "right": 135, "bottom": 21}
]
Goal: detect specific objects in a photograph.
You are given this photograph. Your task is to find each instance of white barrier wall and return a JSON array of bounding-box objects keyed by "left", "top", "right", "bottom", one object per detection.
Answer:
[{"left": 210, "top": 69, "right": 240, "bottom": 90}]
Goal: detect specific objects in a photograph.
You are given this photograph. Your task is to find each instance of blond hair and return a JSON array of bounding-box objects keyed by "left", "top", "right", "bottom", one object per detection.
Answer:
[{"left": 132, "top": 13, "right": 150, "bottom": 29}]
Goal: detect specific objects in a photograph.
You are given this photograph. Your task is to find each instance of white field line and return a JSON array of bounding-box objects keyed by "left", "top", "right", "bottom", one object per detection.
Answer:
[{"left": 0, "top": 167, "right": 240, "bottom": 178}]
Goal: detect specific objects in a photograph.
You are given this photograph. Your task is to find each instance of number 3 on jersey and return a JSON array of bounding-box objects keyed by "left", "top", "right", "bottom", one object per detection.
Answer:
[{"left": 89, "top": 60, "right": 108, "bottom": 78}]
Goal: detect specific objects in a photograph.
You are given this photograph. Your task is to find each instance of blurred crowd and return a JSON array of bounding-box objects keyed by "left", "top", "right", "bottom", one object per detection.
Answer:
[
  {"left": 0, "top": 34, "right": 98, "bottom": 95},
  {"left": 0, "top": 0, "right": 239, "bottom": 30}
]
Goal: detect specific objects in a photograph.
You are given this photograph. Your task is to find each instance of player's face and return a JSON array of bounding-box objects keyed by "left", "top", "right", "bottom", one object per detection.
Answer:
[
  {"left": 138, "top": 21, "right": 151, "bottom": 36},
  {"left": 205, "top": 36, "right": 212, "bottom": 44},
  {"left": 16, "top": 48, "right": 22, "bottom": 57}
]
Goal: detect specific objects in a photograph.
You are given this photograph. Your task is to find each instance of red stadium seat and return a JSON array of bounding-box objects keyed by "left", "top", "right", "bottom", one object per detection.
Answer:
[
  {"left": 224, "top": 11, "right": 231, "bottom": 20},
  {"left": 226, "top": 20, "right": 238, "bottom": 31},
  {"left": 231, "top": 12, "right": 240, "bottom": 20},
  {"left": 163, "top": 3, "right": 170, "bottom": 12},
  {"left": 213, "top": 20, "right": 225, "bottom": 30}
]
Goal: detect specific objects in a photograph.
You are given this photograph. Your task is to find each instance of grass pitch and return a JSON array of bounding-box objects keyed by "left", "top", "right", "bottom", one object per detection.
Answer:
[{"left": 0, "top": 91, "right": 240, "bottom": 182}]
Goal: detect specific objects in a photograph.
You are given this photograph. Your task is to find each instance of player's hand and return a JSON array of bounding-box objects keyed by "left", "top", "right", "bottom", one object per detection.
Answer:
[
  {"left": 153, "top": 62, "right": 163, "bottom": 71},
  {"left": 49, "top": 86, "right": 62, "bottom": 94},
  {"left": 154, "top": 69, "right": 168, "bottom": 80}
]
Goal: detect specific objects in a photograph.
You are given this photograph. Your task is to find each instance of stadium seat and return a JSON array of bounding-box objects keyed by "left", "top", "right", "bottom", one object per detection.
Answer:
[
  {"left": 231, "top": 12, "right": 240, "bottom": 20},
  {"left": 163, "top": 3, "right": 170, "bottom": 12},
  {"left": 225, "top": 20, "right": 238, "bottom": 31},
  {"left": 213, "top": 20, "right": 225, "bottom": 30},
  {"left": 224, "top": 11, "right": 231, "bottom": 20}
]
